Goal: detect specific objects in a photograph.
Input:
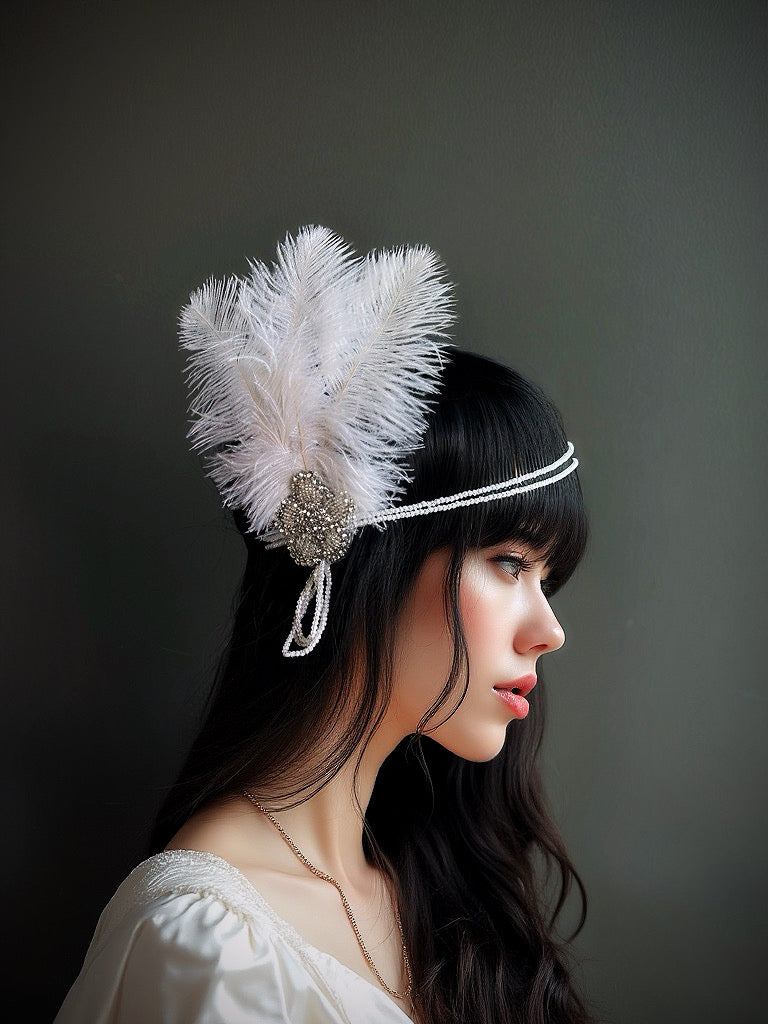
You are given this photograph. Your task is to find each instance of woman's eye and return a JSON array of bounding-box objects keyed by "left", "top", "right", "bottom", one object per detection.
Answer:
[{"left": 492, "top": 554, "right": 532, "bottom": 579}]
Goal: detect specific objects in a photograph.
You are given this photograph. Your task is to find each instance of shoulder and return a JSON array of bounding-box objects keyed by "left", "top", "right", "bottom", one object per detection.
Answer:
[
  {"left": 164, "top": 792, "right": 282, "bottom": 875},
  {"left": 54, "top": 851, "right": 339, "bottom": 1024},
  {"left": 99, "top": 848, "right": 274, "bottom": 927}
]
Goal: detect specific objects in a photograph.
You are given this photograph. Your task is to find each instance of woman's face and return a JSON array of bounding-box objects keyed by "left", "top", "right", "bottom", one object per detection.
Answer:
[{"left": 388, "top": 542, "right": 566, "bottom": 761}]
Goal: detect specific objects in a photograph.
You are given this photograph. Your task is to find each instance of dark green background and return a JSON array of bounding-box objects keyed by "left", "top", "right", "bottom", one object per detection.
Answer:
[{"left": 3, "top": 2, "right": 765, "bottom": 1021}]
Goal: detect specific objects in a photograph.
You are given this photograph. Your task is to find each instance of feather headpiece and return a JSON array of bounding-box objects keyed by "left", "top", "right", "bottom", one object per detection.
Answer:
[
  {"left": 180, "top": 225, "right": 579, "bottom": 656},
  {"left": 180, "top": 226, "right": 454, "bottom": 652}
]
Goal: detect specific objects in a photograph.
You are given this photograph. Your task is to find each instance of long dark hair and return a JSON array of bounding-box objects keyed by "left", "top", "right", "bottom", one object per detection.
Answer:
[{"left": 150, "top": 348, "right": 593, "bottom": 1024}]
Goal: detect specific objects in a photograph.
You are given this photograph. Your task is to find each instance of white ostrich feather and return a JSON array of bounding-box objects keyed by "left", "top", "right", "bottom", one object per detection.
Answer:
[{"left": 179, "top": 226, "right": 455, "bottom": 538}]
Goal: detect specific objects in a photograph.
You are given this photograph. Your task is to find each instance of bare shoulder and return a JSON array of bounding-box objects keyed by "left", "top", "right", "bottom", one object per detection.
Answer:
[
  {"left": 164, "top": 794, "right": 409, "bottom": 1003},
  {"left": 164, "top": 793, "right": 341, "bottom": 941},
  {"left": 164, "top": 793, "right": 272, "bottom": 874}
]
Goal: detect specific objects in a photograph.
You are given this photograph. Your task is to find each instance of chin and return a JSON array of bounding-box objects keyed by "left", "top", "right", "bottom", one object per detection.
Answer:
[{"left": 427, "top": 724, "right": 510, "bottom": 763}]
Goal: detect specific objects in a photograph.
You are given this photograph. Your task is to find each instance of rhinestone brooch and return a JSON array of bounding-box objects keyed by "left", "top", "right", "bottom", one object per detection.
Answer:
[{"left": 273, "top": 471, "right": 357, "bottom": 567}]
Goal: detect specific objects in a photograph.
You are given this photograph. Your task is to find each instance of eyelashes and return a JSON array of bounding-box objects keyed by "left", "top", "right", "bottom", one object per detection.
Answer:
[
  {"left": 492, "top": 554, "right": 534, "bottom": 578},
  {"left": 491, "top": 553, "right": 556, "bottom": 597}
]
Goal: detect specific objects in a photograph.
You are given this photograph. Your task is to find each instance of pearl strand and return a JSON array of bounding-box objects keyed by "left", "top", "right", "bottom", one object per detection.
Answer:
[{"left": 356, "top": 445, "right": 578, "bottom": 527}]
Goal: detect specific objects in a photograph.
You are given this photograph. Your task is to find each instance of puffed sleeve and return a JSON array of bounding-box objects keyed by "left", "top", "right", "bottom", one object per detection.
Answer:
[{"left": 55, "top": 889, "right": 348, "bottom": 1024}]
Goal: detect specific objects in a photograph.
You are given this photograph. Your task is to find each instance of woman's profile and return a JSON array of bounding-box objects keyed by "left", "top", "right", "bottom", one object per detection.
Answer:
[{"left": 55, "top": 226, "right": 594, "bottom": 1023}]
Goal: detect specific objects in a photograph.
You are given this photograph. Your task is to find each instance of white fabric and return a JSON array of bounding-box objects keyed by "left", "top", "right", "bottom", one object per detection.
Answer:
[{"left": 55, "top": 850, "right": 413, "bottom": 1024}]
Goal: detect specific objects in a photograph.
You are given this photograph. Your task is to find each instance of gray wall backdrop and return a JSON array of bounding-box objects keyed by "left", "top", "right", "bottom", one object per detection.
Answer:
[{"left": 3, "top": 2, "right": 765, "bottom": 1022}]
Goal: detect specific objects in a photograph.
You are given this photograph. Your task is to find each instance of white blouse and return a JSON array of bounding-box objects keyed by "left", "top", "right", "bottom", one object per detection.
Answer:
[{"left": 55, "top": 849, "right": 414, "bottom": 1024}]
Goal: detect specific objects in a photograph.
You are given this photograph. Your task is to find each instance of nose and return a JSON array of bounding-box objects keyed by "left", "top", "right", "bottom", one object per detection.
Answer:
[{"left": 514, "top": 592, "right": 566, "bottom": 655}]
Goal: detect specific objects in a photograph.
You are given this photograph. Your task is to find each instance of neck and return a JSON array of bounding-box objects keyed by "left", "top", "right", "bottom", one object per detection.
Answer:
[{"left": 252, "top": 716, "right": 402, "bottom": 889}]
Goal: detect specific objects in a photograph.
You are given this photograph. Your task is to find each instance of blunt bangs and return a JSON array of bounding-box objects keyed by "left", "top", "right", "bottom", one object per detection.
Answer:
[{"left": 400, "top": 350, "right": 589, "bottom": 592}]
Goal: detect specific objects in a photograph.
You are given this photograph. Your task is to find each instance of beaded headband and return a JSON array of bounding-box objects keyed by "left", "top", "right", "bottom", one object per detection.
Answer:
[{"left": 179, "top": 226, "right": 579, "bottom": 656}]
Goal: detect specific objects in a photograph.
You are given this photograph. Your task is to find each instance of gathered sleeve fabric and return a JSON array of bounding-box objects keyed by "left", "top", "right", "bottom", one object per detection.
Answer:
[{"left": 54, "top": 851, "right": 412, "bottom": 1024}]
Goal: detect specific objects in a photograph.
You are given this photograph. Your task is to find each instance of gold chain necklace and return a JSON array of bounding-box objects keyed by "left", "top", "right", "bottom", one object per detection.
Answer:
[{"left": 242, "top": 790, "right": 412, "bottom": 1003}]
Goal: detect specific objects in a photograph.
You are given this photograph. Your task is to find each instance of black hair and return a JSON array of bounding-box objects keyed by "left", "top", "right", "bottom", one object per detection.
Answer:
[{"left": 149, "top": 348, "right": 593, "bottom": 1024}]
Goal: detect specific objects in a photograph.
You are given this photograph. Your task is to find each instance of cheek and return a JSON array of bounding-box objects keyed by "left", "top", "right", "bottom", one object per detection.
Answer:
[
  {"left": 458, "top": 567, "right": 508, "bottom": 658},
  {"left": 461, "top": 597, "right": 506, "bottom": 656},
  {"left": 391, "top": 555, "right": 455, "bottom": 721}
]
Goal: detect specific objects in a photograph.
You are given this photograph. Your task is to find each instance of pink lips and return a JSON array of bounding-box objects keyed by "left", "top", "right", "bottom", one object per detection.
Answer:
[{"left": 493, "top": 674, "right": 537, "bottom": 719}]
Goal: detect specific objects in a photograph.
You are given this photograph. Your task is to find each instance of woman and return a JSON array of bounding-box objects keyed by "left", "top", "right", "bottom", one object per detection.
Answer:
[{"left": 55, "top": 227, "right": 594, "bottom": 1023}]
